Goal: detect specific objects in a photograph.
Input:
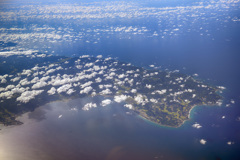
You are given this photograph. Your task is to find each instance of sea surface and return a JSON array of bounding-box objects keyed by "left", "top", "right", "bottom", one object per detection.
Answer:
[{"left": 0, "top": 0, "right": 240, "bottom": 159}]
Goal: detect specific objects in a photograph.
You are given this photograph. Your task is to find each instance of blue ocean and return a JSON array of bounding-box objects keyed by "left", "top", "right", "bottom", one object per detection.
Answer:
[{"left": 0, "top": 0, "right": 240, "bottom": 159}]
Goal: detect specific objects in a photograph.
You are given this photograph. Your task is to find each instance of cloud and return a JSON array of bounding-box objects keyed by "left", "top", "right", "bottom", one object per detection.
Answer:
[
  {"left": 200, "top": 139, "right": 207, "bottom": 145},
  {"left": 131, "top": 89, "right": 137, "bottom": 93},
  {"left": 10, "top": 76, "right": 21, "bottom": 82},
  {"left": 80, "top": 86, "right": 93, "bottom": 94},
  {"left": 101, "top": 99, "right": 112, "bottom": 107},
  {"left": 95, "top": 77, "right": 102, "bottom": 83},
  {"left": 45, "top": 69, "right": 56, "bottom": 75},
  {"left": 0, "top": 50, "right": 38, "bottom": 57},
  {"left": 1, "top": 78, "right": 7, "bottom": 84},
  {"left": 100, "top": 89, "right": 112, "bottom": 95},
  {"left": 155, "top": 89, "right": 167, "bottom": 95},
  {"left": 57, "top": 84, "right": 72, "bottom": 93},
  {"left": 82, "top": 103, "right": 97, "bottom": 111},
  {"left": 134, "top": 94, "right": 144, "bottom": 104},
  {"left": 5, "top": 85, "right": 15, "bottom": 91},
  {"left": 0, "top": 91, "right": 14, "bottom": 99},
  {"left": 192, "top": 123, "right": 202, "bottom": 129},
  {"left": 81, "top": 81, "right": 93, "bottom": 88},
  {"left": 124, "top": 104, "right": 133, "bottom": 109},
  {"left": 47, "top": 87, "right": 56, "bottom": 95},
  {"left": 114, "top": 95, "right": 127, "bottom": 103},
  {"left": 150, "top": 98, "right": 158, "bottom": 103},
  {"left": 21, "top": 69, "right": 32, "bottom": 76},
  {"left": 32, "top": 81, "right": 48, "bottom": 89},
  {"left": 19, "top": 78, "right": 31, "bottom": 86},
  {"left": 97, "top": 55, "right": 102, "bottom": 58},
  {"left": 16, "top": 90, "right": 44, "bottom": 103},
  {"left": 66, "top": 89, "right": 75, "bottom": 95}
]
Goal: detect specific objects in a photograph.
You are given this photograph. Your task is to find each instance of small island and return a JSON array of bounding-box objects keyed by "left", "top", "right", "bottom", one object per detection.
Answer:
[{"left": 0, "top": 52, "right": 223, "bottom": 127}]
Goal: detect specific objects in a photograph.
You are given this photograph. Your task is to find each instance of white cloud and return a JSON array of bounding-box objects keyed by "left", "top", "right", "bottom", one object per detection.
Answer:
[
  {"left": 47, "top": 87, "right": 56, "bottom": 95},
  {"left": 21, "top": 69, "right": 32, "bottom": 76},
  {"left": 200, "top": 139, "right": 207, "bottom": 145},
  {"left": 131, "top": 89, "right": 137, "bottom": 93},
  {"left": 0, "top": 50, "right": 38, "bottom": 57},
  {"left": 80, "top": 55, "right": 90, "bottom": 58},
  {"left": 10, "top": 77, "right": 21, "bottom": 82},
  {"left": 114, "top": 95, "right": 127, "bottom": 103},
  {"left": 66, "top": 89, "right": 75, "bottom": 95},
  {"left": 155, "top": 89, "right": 167, "bottom": 95},
  {"left": 93, "top": 65, "right": 100, "bottom": 71},
  {"left": 134, "top": 94, "right": 144, "bottom": 104},
  {"left": 95, "top": 77, "right": 102, "bottom": 83},
  {"left": 100, "top": 88, "right": 112, "bottom": 95},
  {"left": 5, "top": 85, "right": 15, "bottom": 91},
  {"left": 19, "top": 78, "right": 31, "bottom": 86},
  {"left": 192, "top": 123, "right": 202, "bottom": 129},
  {"left": 57, "top": 84, "right": 72, "bottom": 93},
  {"left": 82, "top": 103, "right": 97, "bottom": 111},
  {"left": 16, "top": 90, "right": 44, "bottom": 103},
  {"left": 124, "top": 104, "right": 133, "bottom": 109},
  {"left": 32, "top": 81, "right": 48, "bottom": 89},
  {"left": 80, "top": 86, "right": 93, "bottom": 94},
  {"left": 101, "top": 99, "right": 112, "bottom": 107},
  {"left": 40, "top": 76, "right": 50, "bottom": 82},
  {"left": 45, "top": 69, "right": 56, "bottom": 75},
  {"left": 81, "top": 81, "right": 93, "bottom": 88},
  {"left": 150, "top": 98, "right": 158, "bottom": 103},
  {"left": 1, "top": 78, "right": 7, "bottom": 83},
  {"left": 97, "top": 55, "right": 103, "bottom": 58},
  {"left": 118, "top": 74, "right": 125, "bottom": 79},
  {"left": 0, "top": 91, "right": 14, "bottom": 99},
  {"left": 227, "top": 141, "right": 234, "bottom": 145},
  {"left": 85, "top": 63, "right": 94, "bottom": 68},
  {"left": 146, "top": 84, "right": 152, "bottom": 89}
]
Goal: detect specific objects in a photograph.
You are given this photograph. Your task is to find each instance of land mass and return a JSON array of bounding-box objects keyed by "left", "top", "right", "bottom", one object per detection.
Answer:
[{"left": 0, "top": 52, "right": 223, "bottom": 127}]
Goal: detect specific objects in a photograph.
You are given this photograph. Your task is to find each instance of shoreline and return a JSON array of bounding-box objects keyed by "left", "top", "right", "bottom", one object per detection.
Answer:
[{"left": 136, "top": 103, "right": 219, "bottom": 129}]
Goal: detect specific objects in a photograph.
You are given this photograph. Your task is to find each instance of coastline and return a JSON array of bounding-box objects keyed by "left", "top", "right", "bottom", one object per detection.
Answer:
[{"left": 136, "top": 103, "right": 219, "bottom": 129}]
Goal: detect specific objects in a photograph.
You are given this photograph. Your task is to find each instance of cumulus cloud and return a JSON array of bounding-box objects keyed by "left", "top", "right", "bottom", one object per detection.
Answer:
[
  {"left": 131, "top": 89, "right": 137, "bottom": 93},
  {"left": 200, "top": 139, "right": 207, "bottom": 145},
  {"left": 19, "top": 78, "right": 31, "bottom": 86},
  {"left": 100, "top": 89, "right": 112, "bottom": 95},
  {"left": 45, "top": 68, "right": 56, "bottom": 75},
  {"left": 124, "top": 104, "right": 133, "bottom": 109},
  {"left": 114, "top": 95, "right": 127, "bottom": 103},
  {"left": 0, "top": 50, "right": 38, "bottom": 57},
  {"left": 32, "top": 81, "right": 48, "bottom": 89},
  {"left": 66, "top": 89, "right": 75, "bottom": 95},
  {"left": 1, "top": 78, "right": 7, "bottom": 84},
  {"left": 101, "top": 99, "right": 112, "bottom": 107},
  {"left": 81, "top": 81, "right": 93, "bottom": 88},
  {"left": 16, "top": 90, "right": 44, "bottom": 103},
  {"left": 192, "top": 123, "right": 202, "bottom": 129},
  {"left": 47, "top": 87, "right": 56, "bottom": 95},
  {"left": 21, "top": 69, "right": 32, "bottom": 76},
  {"left": 10, "top": 77, "right": 21, "bottom": 82},
  {"left": 80, "top": 86, "right": 93, "bottom": 94},
  {"left": 57, "top": 84, "right": 72, "bottom": 93},
  {"left": 0, "top": 91, "right": 14, "bottom": 99},
  {"left": 97, "top": 55, "right": 102, "bottom": 58},
  {"left": 82, "top": 103, "right": 97, "bottom": 111},
  {"left": 134, "top": 94, "right": 144, "bottom": 104}
]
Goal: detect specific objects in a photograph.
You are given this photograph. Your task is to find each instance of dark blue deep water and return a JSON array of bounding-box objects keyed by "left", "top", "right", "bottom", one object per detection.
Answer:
[{"left": 0, "top": 0, "right": 240, "bottom": 159}]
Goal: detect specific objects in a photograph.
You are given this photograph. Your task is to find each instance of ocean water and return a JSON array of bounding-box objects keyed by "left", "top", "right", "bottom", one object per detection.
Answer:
[
  {"left": 0, "top": 96, "right": 239, "bottom": 160},
  {"left": 1, "top": 0, "right": 240, "bottom": 159}
]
